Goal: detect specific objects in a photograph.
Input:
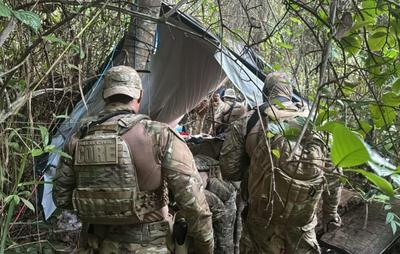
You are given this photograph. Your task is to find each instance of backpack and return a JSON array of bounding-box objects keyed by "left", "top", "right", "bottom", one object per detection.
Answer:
[
  {"left": 71, "top": 112, "right": 165, "bottom": 225},
  {"left": 247, "top": 104, "right": 326, "bottom": 227}
]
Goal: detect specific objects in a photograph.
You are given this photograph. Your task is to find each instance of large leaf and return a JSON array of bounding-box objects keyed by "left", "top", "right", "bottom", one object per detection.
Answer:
[
  {"left": 0, "top": 1, "right": 11, "bottom": 17},
  {"left": 320, "top": 122, "right": 370, "bottom": 167},
  {"left": 392, "top": 78, "right": 400, "bottom": 94},
  {"left": 368, "top": 31, "right": 387, "bottom": 51},
  {"left": 340, "top": 34, "right": 362, "bottom": 55},
  {"left": 13, "top": 10, "right": 41, "bottom": 32},
  {"left": 369, "top": 104, "right": 397, "bottom": 128},
  {"left": 382, "top": 92, "right": 400, "bottom": 106},
  {"left": 346, "top": 169, "right": 394, "bottom": 196}
]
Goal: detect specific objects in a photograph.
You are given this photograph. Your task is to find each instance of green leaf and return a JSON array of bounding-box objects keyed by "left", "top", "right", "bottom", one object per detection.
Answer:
[
  {"left": 0, "top": 1, "right": 11, "bottom": 17},
  {"left": 21, "top": 197, "right": 35, "bottom": 212},
  {"left": 13, "top": 10, "right": 41, "bottom": 32},
  {"left": 340, "top": 34, "right": 362, "bottom": 55},
  {"left": 358, "top": 120, "right": 372, "bottom": 134},
  {"left": 39, "top": 125, "right": 49, "bottom": 146},
  {"left": 278, "top": 42, "right": 293, "bottom": 49},
  {"left": 320, "top": 122, "right": 370, "bottom": 167},
  {"left": 31, "top": 148, "right": 44, "bottom": 157},
  {"left": 392, "top": 78, "right": 400, "bottom": 94},
  {"left": 272, "top": 149, "right": 281, "bottom": 159},
  {"left": 368, "top": 31, "right": 387, "bottom": 51},
  {"left": 346, "top": 169, "right": 394, "bottom": 196},
  {"left": 382, "top": 92, "right": 400, "bottom": 106},
  {"left": 387, "top": 212, "right": 395, "bottom": 224},
  {"left": 391, "top": 221, "right": 398, "bottom": 234},
  {"left": 369, "top": 104, "right": 396, "bottom": 128},
  {"left": 42, "top": 34, "right": 66, "bottom": 45}
]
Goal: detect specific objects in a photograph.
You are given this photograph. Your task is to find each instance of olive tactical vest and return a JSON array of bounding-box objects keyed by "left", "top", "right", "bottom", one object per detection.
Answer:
[
  {"left": 247, "top": 105, "right": 326, "bottom": 227},
  {"left": 72, "top": 113, "right": 166, "bottom": 225}
]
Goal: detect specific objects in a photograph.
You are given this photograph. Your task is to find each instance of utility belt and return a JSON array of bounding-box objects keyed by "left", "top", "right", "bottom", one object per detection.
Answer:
[{"left": 93, "top": 220, "right": 169, "bottom": 244}]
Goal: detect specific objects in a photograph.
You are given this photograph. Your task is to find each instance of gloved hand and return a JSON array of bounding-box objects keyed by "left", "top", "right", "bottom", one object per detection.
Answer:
[{"left": 323, "top": 212, "right": 342, "bottom": 232}]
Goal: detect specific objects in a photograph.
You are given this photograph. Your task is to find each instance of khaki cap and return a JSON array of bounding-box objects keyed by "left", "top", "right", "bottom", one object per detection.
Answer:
[
  {"left": 223, "top": 88, "right": 236, "bottom": 99},
  {"left": 103, "top": 66, "right": 142, "bottom": 99}
]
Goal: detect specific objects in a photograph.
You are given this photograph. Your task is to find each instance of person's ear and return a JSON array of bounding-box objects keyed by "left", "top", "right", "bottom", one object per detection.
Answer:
[{"left": 137, "top": 90, "right": 143, "bottom": 104}]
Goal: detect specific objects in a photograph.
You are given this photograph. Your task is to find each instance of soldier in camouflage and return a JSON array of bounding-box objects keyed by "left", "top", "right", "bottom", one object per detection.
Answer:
[
  {"left": 215, "top": 88, "right": 246, "bottom": 135},
  {"left": 220, "top": 72, "right": 342, "bottom": 254},
  {"left": 53, "top": 65, "right": 214, "bottom": 254}
]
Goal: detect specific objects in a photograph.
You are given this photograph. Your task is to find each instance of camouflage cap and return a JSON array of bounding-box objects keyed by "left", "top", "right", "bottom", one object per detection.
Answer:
[
  {"left": 103, "top": 66, "right": 142, "bottom": 100},
  {"left": 263, "top": 71, "right": 293, "bottom": 100},
  {"left": 223, "top": 88, "right": 236, "bottom": 99}
]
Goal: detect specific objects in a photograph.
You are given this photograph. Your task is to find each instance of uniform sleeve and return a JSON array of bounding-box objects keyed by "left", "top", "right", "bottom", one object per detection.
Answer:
[
  {"left": 162, "top": 131, "right": 214, "bottom": 254},
  {"left": 219, "top": 118, "right": 249, "bottom": 181},
  {"left": 52, "top": 136, "right": 77, "bottom": 210}
]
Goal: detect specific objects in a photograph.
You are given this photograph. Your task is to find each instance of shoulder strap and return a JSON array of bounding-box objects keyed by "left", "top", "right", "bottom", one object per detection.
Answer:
[
  {"left": 222, "top": 101, "right": 237, "bottom": 122},
  {"left": 79, "top": 110, "right": 134, "bottom": 138},
  {"left": 245, "top": 103, "right": 268, "bottom": 138}
]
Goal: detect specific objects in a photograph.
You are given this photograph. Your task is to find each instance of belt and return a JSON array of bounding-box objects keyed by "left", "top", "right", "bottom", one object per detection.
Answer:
[{"left": 100, "top": 220, "right": 170, "bottom": 244}]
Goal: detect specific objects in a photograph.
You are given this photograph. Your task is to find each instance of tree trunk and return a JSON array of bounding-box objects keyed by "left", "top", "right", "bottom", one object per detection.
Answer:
[{"left": 114, "top": 0, "right": 161, "bottom": 77}]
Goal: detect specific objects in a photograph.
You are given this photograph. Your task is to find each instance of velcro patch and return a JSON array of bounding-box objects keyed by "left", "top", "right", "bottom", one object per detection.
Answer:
[{"left": 75, "top": 137, "right": 118, "bottom": 165}]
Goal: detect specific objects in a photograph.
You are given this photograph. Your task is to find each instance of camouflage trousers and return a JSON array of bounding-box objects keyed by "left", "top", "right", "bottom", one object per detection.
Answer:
[
  {"left": 240, "top": 217, "right": 320, "bottom": 254},
  {"left": 78, "top": 222, "right": 171, "bottom": 254}
]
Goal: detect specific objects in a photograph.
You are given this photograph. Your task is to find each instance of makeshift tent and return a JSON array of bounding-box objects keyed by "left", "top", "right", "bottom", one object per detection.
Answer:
[{"left": 40, "top": 3, "right": 283, "bottom": 219}]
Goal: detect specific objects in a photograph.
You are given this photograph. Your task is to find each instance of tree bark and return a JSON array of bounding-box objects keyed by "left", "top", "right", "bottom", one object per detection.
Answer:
[{"left": 114, "top": 0, "right": 162, "bottom": 77}]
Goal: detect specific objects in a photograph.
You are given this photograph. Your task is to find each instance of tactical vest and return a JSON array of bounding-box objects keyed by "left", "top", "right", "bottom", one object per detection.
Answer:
[
  {"left": 247, "top": 105, "right": 326, "bottom": 227},
  {"left": 72, "top": 113, "right": 166, "bottom": 225}
]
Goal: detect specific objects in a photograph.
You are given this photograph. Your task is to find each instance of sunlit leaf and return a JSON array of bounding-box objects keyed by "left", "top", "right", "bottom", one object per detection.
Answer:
[
  {"left": 368, "top": 31, "right": 387, "bottom": 51},
  {"left": 272, "top": 149, "right": 281, "bottom": 158},
  {"left": 21, "top": 197, "right": 35, "bottom": 212},
  {"left": 320, "top": 122, "right": 370, "bottom": 167},
  {"left": 31, "top": 148, "right": 44, "bottom": 157},
  {"left": 382, "top": 92, "right": 400, "bottom": 106}
]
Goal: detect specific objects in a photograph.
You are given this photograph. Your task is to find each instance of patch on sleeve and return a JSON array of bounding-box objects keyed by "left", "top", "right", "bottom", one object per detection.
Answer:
[{"left": 74, "top": 137, "right": 118, "bottom": 165}]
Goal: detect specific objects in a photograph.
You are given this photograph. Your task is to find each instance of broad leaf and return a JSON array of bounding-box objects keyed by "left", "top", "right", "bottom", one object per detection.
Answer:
[
  {"left": 369, "top": 104, "right": 396, "bottom": 128},
  {"left": 13, "top": 10, "right": 41, "bottom": 32},
  {"left": 346, "top": 169, "right": 394, "bottom": 196},
  {"left": 0, "top": 1, "right": 11, "bottom": 17},
  {"left": 368, "top": 31, "right": 387, "bottom": 51},
  {"left": 320, "top": 122, "right": 370, "bottom": 167},
  {"left": 340, "top": 34, "right": 362, "bottom": 55},
  {"left": 382, "top": 92, "right": 400, "bottom": 106}
]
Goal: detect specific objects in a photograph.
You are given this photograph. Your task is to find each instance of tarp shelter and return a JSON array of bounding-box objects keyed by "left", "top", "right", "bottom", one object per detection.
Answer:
[{"left": 41, "top": 3, "right": 270, "bottom": 219}]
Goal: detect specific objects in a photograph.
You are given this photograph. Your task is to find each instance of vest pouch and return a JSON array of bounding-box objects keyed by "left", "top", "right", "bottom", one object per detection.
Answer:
[
  {"left": 72, "top": 187, "right": 141, "bottom": 225},
  {"left": 273, "top": 168, "right": 324, "bottom": 226}
]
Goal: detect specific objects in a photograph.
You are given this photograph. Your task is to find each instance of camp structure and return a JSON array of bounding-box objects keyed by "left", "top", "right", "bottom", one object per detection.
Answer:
[
  {"left": 39, "top": 3, "right": 400, "bottom": 254},
  {"left": 40, "top": 2, "right": 268, "bottom": 220}
]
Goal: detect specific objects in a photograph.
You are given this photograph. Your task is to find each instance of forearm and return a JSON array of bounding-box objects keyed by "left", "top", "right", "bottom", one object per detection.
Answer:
[
  {"left": 53, "top": 159, "right": 75, "bottom": 210},
  {"left": 164, "top": 168, "right": 214, "bottom": 252}
]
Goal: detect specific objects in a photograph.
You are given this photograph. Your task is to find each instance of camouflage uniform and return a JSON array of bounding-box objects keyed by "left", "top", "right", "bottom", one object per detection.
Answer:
[
  {"left": 203, "top": 94, "right": 226, "bottom": 135},
  {"left": 185, "top": 99, "right": 208, "bottom": 135},
  {"left": 194, "top": 155, "right": 236, "bottom": 254},
  {"left": 216, "top": 89, "right": 246, "bottom": 135},
  {"left": 53, "top": 66, "right": 214, "bottom": 254},
  {"left": 220, "top": 72, "right": 342, "bottom": 254}
]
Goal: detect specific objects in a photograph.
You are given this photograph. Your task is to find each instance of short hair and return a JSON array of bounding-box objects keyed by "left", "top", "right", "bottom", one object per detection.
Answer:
[{"left": 105, "top": 94, "right": 134, "bottom": 104}]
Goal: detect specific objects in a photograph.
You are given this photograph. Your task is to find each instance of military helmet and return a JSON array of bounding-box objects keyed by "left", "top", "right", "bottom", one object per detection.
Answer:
[
  {"left": 223, "top": 88, "right": 236, "bottom": 99},
  {"left": 103, "top": 65, "right": 142, "bottom": 100}
]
